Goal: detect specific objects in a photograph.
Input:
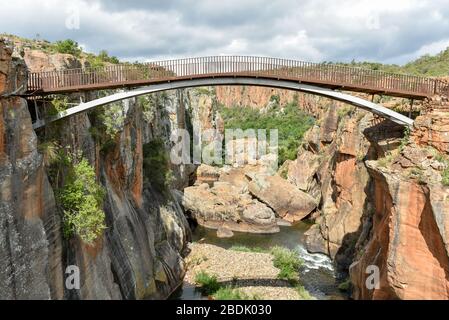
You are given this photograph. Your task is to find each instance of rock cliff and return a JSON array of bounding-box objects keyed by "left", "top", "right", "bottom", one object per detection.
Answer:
[{"left": 0, "top": 39, "right": 195, "bottom": 299}]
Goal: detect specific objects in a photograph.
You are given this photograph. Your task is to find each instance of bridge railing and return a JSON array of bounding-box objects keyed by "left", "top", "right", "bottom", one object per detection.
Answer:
[{"left": 27, "top": 56, "right": 443, "bottom": 97}]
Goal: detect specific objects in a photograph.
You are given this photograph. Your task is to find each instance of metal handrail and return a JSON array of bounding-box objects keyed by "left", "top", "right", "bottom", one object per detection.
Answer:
[{"left": 26, "top": 55, "right": 445, "bottom": 97}]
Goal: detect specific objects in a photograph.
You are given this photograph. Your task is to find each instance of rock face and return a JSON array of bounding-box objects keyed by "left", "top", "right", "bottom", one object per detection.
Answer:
[
  {"left": 0, "top": 40, "right": 193, "bottom": 300},
  {"left": 53, "top": 92, "right": 193, "bottom": 299},
  {"left": 350, "top": 159, "right": 449, "bottom": 300},
  {"left": 0, "top": 96, "right": 65, "bottom": 299},
  {"left": 0, "top": 40, "right": 64, "bottom": 300},
  {"left": 287, "top": 105, "right": 373, "bottom": 271},
  {"left": 412, "top": 96, "right": 449, "bottom": 154},
  {"left": 348, "top": 101, "right": 449, "bottom": 300}
]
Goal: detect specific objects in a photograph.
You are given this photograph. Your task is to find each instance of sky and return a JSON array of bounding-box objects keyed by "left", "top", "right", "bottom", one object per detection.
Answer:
[{"left": 1, "top": 0, "right": 449, "bottom": 64}]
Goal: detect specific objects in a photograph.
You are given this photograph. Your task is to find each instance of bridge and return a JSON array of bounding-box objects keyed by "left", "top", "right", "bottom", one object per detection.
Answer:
[{"left": 24, "top": 56, "right": 447, "bottom": 128}]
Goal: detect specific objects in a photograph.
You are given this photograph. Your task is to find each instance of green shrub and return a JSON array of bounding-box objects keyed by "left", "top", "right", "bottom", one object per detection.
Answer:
[
  {"left": 337, "top": 105, "right": 354, "bottom": 119},
  {"left": 46, "top": 96, "right": 69, "bottom": 117},
  {"left": 98, "top": 103, "right": 126, "bottom": 139},
  {"left": 54, "top": 39, "right": 82, "bottom": 56},
  {"left": 295, "top": 285, "right": 314, "bottom": 300},
  {"left": 143, "top": 139, "right": 174, "bottom": 191},
  {"left": 270, "top": 246, "right": 303, "bottom": 282},
  {"left": 194, "top": 271, "right": 221, "bottom": 295},
  {"left": 138, "top": 96, "right": 157, "bottom": 122},
  {"left": 58, "top": 158, "right": 106, "bottom": 244},
  {"left": 213, "top": 287, "right": 258, "bottom": 300},
  {"left": 86, "top": 50, "right": 120, "bottom": 68},
  {"left": 399, "top": 126, "right": 411, "bottom": 151},
  {"left": 338, "top": 280, "right": 351, "bottom": 292},
  {"left": 442, "top": 167, "right": 449, "bottom": 186},
  {"left": 38, "top": 141, "right": 59, "bottom": 166}
]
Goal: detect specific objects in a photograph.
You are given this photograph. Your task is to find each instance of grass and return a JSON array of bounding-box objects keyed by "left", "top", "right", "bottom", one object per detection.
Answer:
[
  {"left": 270, "top": 246, "right": 303, "bottom": 282},
  {"left": 337, "top": 105, "right": 355, "bottom": 119},
  {"left": 377, "top": 151, "right": 397, "bottom": 168},
  {"left": 213, "top": 287, "right": 259, "bottom": 300},
  {"left": 443, "top": 167, "right": 449, "bottom": 186},
  {"left": 229, "top": 246, "right": 268, "bottom": 253},
  {"left": 194, "top": 272, "right": 259, "bottom": 300},
  {"left": 295, "top": 285, "right": 314, "bottom": 300},
  {"left": 194, "top": 271, "right": 221, "bottom": 295},
  {"left": 428, "top": 147, "right": 449, "bottom": 186},
  {"left": 338, "top": 279, "right": 351, "bottom": 292}
]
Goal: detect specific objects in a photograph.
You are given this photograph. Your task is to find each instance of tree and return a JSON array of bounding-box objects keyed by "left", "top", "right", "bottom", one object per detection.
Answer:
[{"left": 54, "top": 39, "right": 82, "bottom": 56}]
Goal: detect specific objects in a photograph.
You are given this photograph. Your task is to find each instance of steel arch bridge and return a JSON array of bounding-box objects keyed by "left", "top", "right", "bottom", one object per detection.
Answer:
[{"left": 24, "top": 56, "right": 446, "bottom": 128}]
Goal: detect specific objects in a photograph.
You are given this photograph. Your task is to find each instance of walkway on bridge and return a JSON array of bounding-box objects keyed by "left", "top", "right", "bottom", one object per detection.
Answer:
[{"left": 26, "top": 56, "right": 446, "bottom": 99}]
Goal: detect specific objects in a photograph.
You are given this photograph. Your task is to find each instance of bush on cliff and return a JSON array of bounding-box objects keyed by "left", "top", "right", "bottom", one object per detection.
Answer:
[
  {"left": 54, "top": 39, "right": 82, "bottom": 56},
  {"left": 58, "top": 158, "right": 106, "bottom": 244},
  {"left": 143, "top": 139, "right": 174, "bottom": 192}
]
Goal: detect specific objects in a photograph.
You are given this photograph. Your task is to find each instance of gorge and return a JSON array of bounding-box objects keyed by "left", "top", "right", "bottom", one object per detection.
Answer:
[{"left": 1, "top": 35, "right": 449, "bottom": 300}]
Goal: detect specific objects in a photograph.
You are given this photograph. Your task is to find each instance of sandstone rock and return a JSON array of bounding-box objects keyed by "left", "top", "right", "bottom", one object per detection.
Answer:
[
  {"left": 248, "top": 174, "right": 317, "bottom": 222},
  {"left": 300, "top": 109, "right": 372, "bottom": 270},
  {"left": 0, "top": 97, "right": 65, "bottom": 299},
  {"left": 195, "top": 164, "right": 221, "bottom": 186},
  {"left": 217, "top": 227, "right": 234, "bottom": 238},
  {"left": 320, "top": 105, "right": 339, "bottom": 143},
  {"left": 183, "top": 181, "right": 279, "bottom": 234},
  {"left": 287, "top": 150, "right": 320, "bottom": 192},
  {"left": 23, "top": 49, "right": 83, "bottom": 72},
  {"left": 0, "top": 41, "right": 65, "bottom": 300},
  {"left": 303, "top": 125, "right": 321, "bottom": 153},
  {"left": 350, "top": 162, "right": 449, "bottom": 300},
  {"left": 412, "top": 108, "right": 449, "bottom": 154},
  {"left": 304, "top": 224, "right": 328, "bottom": 254}
]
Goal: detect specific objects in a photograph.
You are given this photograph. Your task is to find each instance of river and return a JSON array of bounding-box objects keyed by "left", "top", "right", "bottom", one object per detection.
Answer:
[{"left": 170, "top": 222, "right": 348, "bottom": 300}]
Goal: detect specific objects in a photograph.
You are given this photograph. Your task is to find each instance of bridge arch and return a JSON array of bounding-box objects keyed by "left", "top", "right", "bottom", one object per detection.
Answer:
[{"left": 33, "top": 77, "right": 414, "bottom": 129}]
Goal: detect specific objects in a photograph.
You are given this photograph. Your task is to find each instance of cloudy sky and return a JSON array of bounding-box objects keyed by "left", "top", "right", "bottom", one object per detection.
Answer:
[{"left": 1, "top": 0, "right": 448, "bottom": 64}]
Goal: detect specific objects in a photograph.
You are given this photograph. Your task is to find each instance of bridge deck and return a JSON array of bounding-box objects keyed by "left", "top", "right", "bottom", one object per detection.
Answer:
[{"left": 26, "top": 56, "right": 445, "bottom": 99}]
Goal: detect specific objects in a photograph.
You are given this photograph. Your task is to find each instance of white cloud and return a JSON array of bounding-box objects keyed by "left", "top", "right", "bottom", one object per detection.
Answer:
[{"left": 0, "top": 0, "right": 448, "bottom": 64}]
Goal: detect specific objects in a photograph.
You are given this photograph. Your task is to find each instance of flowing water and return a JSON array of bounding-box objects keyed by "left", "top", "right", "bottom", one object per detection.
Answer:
[{"left": 170, "top": 222, "right": 347, "bottom": 300}]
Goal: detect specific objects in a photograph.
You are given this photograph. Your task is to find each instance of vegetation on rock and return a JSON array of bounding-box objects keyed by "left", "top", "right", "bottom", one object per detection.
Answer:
[
  {"left": 54, "top": 39, "right": 82, "bottom": 56},
  {"left": 58, "top": 158, "right": 106, "bottom": 244},
  {"left": 143, "top": 139, "right": 174, "bottom": 191},
  {"left": 333, "top": 47, "right": 449, "bottom": 77}
]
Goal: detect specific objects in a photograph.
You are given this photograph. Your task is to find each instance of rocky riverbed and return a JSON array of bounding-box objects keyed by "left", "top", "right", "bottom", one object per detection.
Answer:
[
  {"left": 170, "top": 224, "right": 346, "bottom": 300},
  {"left": 184, "top": 243, "right": 304, "bottom": 300}
]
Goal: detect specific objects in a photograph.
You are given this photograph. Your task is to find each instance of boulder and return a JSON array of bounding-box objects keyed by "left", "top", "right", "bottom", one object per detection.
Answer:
[
  {"left": 217, "top": 227, "right": 234, "bottom": 238},
  {"left": 248, "top": 174, "right": 318, "bottom": 222},
  {"left": 287, "top": 150, "right": 320, "bottom": 192},
  {"left": 194, "top": 164, "right": 221, "bottom": 186},
  {"left": 183, "top": 182, "right": 279, "bottom": 234}
]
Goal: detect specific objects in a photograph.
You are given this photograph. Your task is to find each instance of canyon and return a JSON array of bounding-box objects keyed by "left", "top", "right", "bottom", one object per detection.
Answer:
[{"left": 1, "top": 37, "right": 449, "bottom": 300}]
